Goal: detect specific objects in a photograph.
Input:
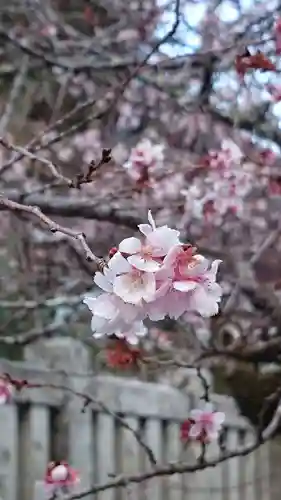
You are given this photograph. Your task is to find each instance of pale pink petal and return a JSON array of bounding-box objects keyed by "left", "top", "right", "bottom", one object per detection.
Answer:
[
  {"left": 83, "top": 296, "right": 97, "bottom": 312},
  {"left": 119, "top": 237, "right": 142, "bottom": 254},
  {"left": 205, "top": 282, "right": 222, "bottom": 300},
  {"left": 173, "top": 281, "right": 197, "bottom": 292},
  {"left": 142, "top": 272, "right": 156, "bottom": 302},
  {"left": 113, "top": 275, "right": 146, "bottom": 304},
  {"left": 167, "top": 292, "right": 187, "bottom": 319},
  {"left": 189, "top": 288, "right": 219, "bottom": 317},
  {"left": 163, "top": 245, "right": 182, "bottom": 268},
  {"left": 91, "top": 316, "right": 107, "bottom": 333},
  {"left": 94, "top": 272, "right": 112, "bottom": 293},
  {"left": 153, "top": 280, "right": 171, "bottom": 299},
  {"left": 147, "top": 227, "right": 181, "bottom": 254},
  {"left": 138, "top": 223, "right": 153, "bottom": 236},
  {"left": 146, "top": 298, "right": 167, "bottom": 320},
  {"left": 117, "top": 298, "right": 142, "bottom": 322},
  {"left": 128, "top": 254, "right": 161, "bottom": 272},
  {"left": 109, "top": 252, "right": 131, "bottom": 274},
  {"left": 210, "top": 259, "right": 223, "bottom": 276},
  {"left": 93, "top": 295, "right": 117, "bottom": 319}
]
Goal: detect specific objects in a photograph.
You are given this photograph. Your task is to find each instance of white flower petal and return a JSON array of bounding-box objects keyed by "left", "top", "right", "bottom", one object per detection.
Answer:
[
  {"left": 210, "top": 259, "right": 223, "bottom": 276},
  {"left": 128, "top": 254, "right": 161, "bottom": 272},
  {"left": 94, "top": 272, "right": 113, "bottom": 293},
  {"left": 109, "top": 252, "right": 131, "bottom": 274},
  {"left": 138, "top": 223, "right": 153, "bottom": 236},
  {"left": 119, "top": 237, "right": 142, "bottom": 254},
  {"left": 83, "top": 296, "right": 97, "bottom": 312},
  {"left": 142, "top": 272, "right": 156, "bottom": 302},
  {"left": 113, "top": 275, "right": 145, "bottom": 304},
  {"left": 189, "top": 288, "right": 219, "bottom": 317}
]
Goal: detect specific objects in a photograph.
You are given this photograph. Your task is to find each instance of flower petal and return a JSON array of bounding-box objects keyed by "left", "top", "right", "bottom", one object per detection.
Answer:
[
  {"left": 94, "top": 272, "right": 112, "bottom": 293},
  {"left": 119, "top": 237, "right": 142, "bottom": 254},
  {"left": 83, "top": 296, "right": 97, "bottom": 312},
  {"left": 113, "top": 275, "right": 145, "bottom": 304},
  {"left": 138, "top": 224, "right": 153, "bottom": 236},
  {"left": 189, "top": 288, "right": 220, "bottom": 317},
  {"left": 142, "top": 272, "right": 156, "bottom": 302},
  {"left": 109, "top": 252, "right": 131, "bottom": 274},
  {"left": 128, "top": 254, "right": 161, "bottom": 272}
]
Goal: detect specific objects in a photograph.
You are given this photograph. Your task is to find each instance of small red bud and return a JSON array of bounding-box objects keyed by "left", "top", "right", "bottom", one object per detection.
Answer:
[{"left": 109, "top": 247, "right": 118, "bottom": 258}]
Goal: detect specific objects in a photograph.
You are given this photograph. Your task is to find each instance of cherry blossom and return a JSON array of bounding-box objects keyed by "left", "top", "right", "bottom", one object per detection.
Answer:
[
  {"left": 44, "top": 461, "right": 79, "bottom": 497},
  {"left": 188, "top": 403, "right": 225, "bottom": 443}
]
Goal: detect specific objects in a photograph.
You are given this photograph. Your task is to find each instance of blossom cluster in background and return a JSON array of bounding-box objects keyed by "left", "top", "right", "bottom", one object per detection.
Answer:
[
  {"left": 181, "top": 139, "right": 269, "bottom": 225},
  {"left": 84, "top": 211, "right": 222, "bottom": 343},
  {"left": 121, "top": 137, "right": 280, "bottom": 228},
  {"left": 123, "top": 138, "right": 164, "bottom": 188}
]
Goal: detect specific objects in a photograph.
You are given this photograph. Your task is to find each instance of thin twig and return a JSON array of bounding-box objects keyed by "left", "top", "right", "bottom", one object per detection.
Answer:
[{"left": 0, "top": 196, "right": 105, "bottom": 268}]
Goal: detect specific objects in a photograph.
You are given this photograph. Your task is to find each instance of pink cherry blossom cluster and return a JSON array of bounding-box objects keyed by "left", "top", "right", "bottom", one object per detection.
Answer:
[
  {"left": 181, "top": 403, "right": 225, "bottom": 444},
  {"left": 84, "top": 211, "right": 222, "bottom": 341},
  {"left": 123, "top": 138, "right": 164, "bottom": 186},
  {"left": 181, "top": 139, "right": 257, "bottom": 225}
]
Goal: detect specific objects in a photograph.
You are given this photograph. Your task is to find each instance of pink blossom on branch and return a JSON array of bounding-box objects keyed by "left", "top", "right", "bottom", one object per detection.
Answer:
[
  {"left": 44, "top": 461, "right": 79, "bottom": 497},
  {"left": 181, "top": 404, "right": 225, "bottom": 444},
  {"left": 84, "top": 211, "right": 223, "bottom": 339}
]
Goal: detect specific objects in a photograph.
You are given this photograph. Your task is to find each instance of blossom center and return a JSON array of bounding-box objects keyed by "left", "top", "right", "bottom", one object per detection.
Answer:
[{"left": 141, "top": 244, "right": 154, "bottom": 259}]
